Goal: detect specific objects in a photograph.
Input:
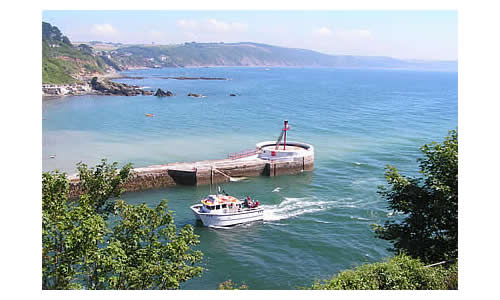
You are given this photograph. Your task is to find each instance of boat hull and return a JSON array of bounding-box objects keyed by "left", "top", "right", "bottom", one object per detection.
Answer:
[{"left": 190, "top": 204, "right": 264, "bottom": 227}]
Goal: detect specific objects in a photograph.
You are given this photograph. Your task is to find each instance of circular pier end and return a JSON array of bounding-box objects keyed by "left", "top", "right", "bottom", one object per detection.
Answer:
[{"left": 256, "top": 141, "right": 314, "bottom": 161}]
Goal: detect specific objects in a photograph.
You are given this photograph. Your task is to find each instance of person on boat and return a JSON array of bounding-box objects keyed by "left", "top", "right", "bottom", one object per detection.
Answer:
[{"left": 245, "top": 196, "right": 252, "bottom": 208}]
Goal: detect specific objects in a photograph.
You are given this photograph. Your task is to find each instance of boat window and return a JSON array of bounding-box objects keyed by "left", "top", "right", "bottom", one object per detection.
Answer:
[
  {"left": 221, "top": 204, "right": 227, "bottom": 208},
  {"left": 216, "top": 205, "right": 221, "bottom": 210},
  {"left": 209, "top": 206, "right": 214, "bottom": 210}
]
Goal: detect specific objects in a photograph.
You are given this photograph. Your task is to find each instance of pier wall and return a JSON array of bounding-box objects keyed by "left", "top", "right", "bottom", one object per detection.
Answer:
[
  {"left": 68, "top": 146, "right": 314, "bottom": 198},
  {"left": 266, "top": 155, "right": 314, "bottom": 177}
]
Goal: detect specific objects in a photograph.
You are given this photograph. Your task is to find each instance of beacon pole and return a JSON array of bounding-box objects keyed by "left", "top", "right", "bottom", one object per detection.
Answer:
[{"left": 283, "top": 120, "right": 288, "bottom": 150}]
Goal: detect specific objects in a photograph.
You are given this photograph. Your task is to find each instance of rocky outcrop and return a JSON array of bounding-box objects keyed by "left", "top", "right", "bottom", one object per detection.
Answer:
[
  {"left": 187, "top": 93, "right": 203, "bottom": 98},
  {"left": 90, "top": 77, "right": 153, "bottom": 96},
  {"left": 154, "top": 88, "right": 174, "bottom": 97},
  {"left": 155, "top": 89, "right": 167, "bottom": 96}
]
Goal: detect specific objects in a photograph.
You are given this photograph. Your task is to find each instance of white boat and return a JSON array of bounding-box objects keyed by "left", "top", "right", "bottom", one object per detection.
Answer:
[{"left": 190, "top": 194, "right": 264, "bottom": 227}]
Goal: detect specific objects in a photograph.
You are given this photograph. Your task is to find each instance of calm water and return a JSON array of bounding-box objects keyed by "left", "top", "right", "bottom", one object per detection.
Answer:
[{"left": 42, "top": 67, "right": 457, "bottom": 289}]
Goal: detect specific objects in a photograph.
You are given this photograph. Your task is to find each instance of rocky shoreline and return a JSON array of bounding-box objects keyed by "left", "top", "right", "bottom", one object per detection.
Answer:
[
  {"left": 90, "top": 77, "right": 153, "bottom": 96},
  {"left": 42, "top": 74, "right": 235, "bottom": 98},
  {"left": 42, "top": 76, "right": 152, "bottom": 97},
  {"left": 154, "top": 88, "right": 174, "bottom": 97}
]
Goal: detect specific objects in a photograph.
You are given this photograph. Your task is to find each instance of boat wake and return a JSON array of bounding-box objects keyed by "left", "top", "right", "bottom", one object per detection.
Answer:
[
  {"left": 262, "top": 196, "right": 334, "bottom": 221},
  {"left": 207, "top": 225, "right": 232, "bottom": 230},
  {"left": 350, "top": 216, "right": 372, "bottom": 221}
]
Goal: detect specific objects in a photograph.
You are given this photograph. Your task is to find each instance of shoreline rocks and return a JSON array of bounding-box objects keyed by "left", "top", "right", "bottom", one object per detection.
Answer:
[
  {"left": 42, "top": 73, "right": 230, "bottom": 98},
  {"left": 90, "top": 77, "right": 153, "bottom": 96},
  {"left": 187, "top": 93, "right": 203, "bottom": 98},
  {"left": 154, "top": 88, "right": 174, "bottom": 97},
  {"left": 42, "top": 79, "right": 153, "bottom": 97}
]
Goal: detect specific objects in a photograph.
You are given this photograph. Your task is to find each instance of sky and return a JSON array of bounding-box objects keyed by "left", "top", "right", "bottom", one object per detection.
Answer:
[{"left": 42, "top": 10, "right": 457, "bottom": 61}]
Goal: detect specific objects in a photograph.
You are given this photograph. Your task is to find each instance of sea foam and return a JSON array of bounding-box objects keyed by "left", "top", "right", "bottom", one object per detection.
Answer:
[{"left": 262, "top": 196, "right": 332, "bottom": 221}]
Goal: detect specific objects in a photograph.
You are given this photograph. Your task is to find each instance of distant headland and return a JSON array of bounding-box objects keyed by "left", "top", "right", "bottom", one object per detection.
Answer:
[{"left": 42, "top": 21, "right": 457, "bottom": 90}]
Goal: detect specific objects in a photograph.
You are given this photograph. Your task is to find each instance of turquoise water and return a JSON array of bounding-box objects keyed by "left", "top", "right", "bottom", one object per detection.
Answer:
[{"left": 42, "top": 67, "right": 457, "bottom": 289}]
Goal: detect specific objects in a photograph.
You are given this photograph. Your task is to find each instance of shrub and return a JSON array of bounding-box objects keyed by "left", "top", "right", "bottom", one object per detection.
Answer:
[
  {"left": 218, "top": 280, "right": 248, "bottom": 290},
  {"left": 310, "top": 254, "right": 457, "bottom": 290}
]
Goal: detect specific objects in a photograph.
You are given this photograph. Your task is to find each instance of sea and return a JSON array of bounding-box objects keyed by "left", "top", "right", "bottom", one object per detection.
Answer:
[{"left": 42, "top": 67, "right": 457, "bottom": 289}]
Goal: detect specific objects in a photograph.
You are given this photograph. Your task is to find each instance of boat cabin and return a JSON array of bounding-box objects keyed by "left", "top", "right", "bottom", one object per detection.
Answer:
[
  {"left": 200, "top": 195, "right": 243, "bottom": 213},
  {"left": 202, "top": 202, "right": 242, "bottom": 211}
]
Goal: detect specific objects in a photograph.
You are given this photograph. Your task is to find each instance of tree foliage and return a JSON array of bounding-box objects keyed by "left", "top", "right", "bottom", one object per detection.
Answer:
[
  {"left": 76, "top": 160, "right": 132, "bottom": 216},
  {"left": 217, "top": 280, "right": 248, "bottom": 290},
  {"left": 78, "top": 44, "right": 94, "bottom": 55},
  {"left": 374, "top": 130, "right": 458, "bottom": 264},
  {"left": 62, "top": 36, "right": 72, "bottom": 46},
  {"left": 310, "top": 254, "right": 458, "bottom": 290},
  {"left": 42, "top": 22, "right": 72, "bottom": 46},
  {"left": 42, "top": 22, "right": 63, "bottom": 42},
  {"left": 42, "top": 160, "right": 203, "bottom": 289}
]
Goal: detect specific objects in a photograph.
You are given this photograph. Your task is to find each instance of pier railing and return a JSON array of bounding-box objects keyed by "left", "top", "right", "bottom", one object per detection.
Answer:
[{"left": 227, "top": 148, "right": 258, "bottom": 160}]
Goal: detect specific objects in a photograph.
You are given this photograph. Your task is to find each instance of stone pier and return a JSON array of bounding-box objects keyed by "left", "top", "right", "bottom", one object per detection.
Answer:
[{"left": 68, "top": 141, "right": 314, "bottom": 198}]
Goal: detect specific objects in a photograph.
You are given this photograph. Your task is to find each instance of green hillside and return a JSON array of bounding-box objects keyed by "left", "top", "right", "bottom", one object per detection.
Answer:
[
  {"left": 113, "top": 42, "right": 345, "bottom": 67},
  {"left": 42, "top": 22, "right": 114, "bottom": 84},
  {"left": 113, "top": 42, "right": 457, "bottom": 71}
]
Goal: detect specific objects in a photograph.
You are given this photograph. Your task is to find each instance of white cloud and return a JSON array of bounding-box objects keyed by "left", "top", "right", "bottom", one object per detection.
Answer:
[
  {"left": 176, "top": 18, "right": 248, "bottom": 34},
  {"left": 314, "top": 27, "right": 333, "bottom": 36},
  {"left": 206, "top": 19, "right": 248, "bottom": 33},
  {"left": 177, "top": 19, "right": 198, "bottom": 30},
  {"left": 90, "top": 24, "right": 118, "bottom": 36},
  {"left": 335, "top": 29, "right": 373, "bottom": 40},
  {"left": 313, "top": 27, "right": 373, "bottom": 40},
  {"left": 357, "top": 30, "right": 372, "bottom": 38}
]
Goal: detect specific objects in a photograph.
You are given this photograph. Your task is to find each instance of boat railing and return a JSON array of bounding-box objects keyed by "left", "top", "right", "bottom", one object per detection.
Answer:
[
  {"left": 222, "top": 206, "right": 261, "bottom": 214},
  {"left": 227, "top": 148, "right": 258, "bottom": 160}
]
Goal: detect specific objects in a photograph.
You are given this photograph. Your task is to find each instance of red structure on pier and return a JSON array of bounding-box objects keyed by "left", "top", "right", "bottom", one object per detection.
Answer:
[{"left": 275, "top": 120, "right": 291, "bottom": 150}]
